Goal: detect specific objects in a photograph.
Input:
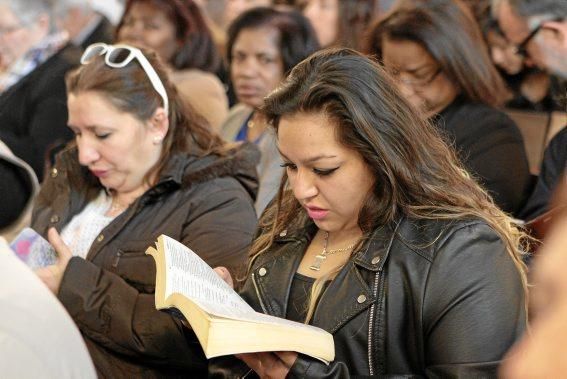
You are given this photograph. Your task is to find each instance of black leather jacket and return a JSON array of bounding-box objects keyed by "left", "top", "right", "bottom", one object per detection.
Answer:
[{"left": 211, "top": 217, "right": 526, "bottom": 378}]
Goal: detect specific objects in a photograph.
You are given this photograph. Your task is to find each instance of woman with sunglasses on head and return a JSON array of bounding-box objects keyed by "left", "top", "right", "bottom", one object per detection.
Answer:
[
  {"left": 208, "top": 48, "right": 527, "bottom": 378},
  {"left": 365, "top": 0, "right": 532, "bottom": 217},
  {"left": 116, "top": 0, "right": 228, "bottom": 130},
  {"left": 31, "top": 43, "right": 258, "bottom": 377}
]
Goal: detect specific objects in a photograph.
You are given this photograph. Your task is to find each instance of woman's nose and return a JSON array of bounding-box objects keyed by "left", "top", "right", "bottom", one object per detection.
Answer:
[
  {"left": 77, "top": 138, "right": 100, "bottom": 166},
  {"left": 291, "top": 169, "right": 318, "bottom": 201}
]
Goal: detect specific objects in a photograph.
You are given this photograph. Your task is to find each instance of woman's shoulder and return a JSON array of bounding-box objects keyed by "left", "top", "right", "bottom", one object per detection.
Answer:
[{"left": 394, "top": 217, "right": 502, "bottom": 262}]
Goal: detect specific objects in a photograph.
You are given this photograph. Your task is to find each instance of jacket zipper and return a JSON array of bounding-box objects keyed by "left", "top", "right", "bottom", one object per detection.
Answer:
[
  {"left": 251, "top": 273, "right": 268, "bottom": 314},
  {"left": 368, "top": 271, "right": 380, "bottom": 375}
]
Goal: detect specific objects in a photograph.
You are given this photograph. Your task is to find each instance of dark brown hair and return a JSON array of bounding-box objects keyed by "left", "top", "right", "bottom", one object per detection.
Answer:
[
  {"left": 364, "top": 0, "right": 509, "bottom": 107},
  {"left": 250, "top": 48, "right": 527, "bottom": 304},
  {"left": 116, "top": 0, "right": 221, "bottom": 73},
  {"left": 65, "top": 47, "right": 224, "bottom": 183},
  {"left": 226, "top": 7, "right": 320, "bottom": 75}
]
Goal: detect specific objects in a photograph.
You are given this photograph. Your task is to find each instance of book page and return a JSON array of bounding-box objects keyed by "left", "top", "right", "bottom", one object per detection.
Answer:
[{"left": 162, "top": 236, "right": 255, "bottom": 319}]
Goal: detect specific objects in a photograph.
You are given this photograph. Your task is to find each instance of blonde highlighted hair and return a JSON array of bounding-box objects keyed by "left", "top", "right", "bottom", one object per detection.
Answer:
[{"left": 247, "top": 48, "right": 529, "bottom": 323}]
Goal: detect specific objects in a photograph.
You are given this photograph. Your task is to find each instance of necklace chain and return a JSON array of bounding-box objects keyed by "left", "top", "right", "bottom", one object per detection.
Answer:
[
  {"left": 309, "top": 231, "right": 358, "bottom": 271},
  {"left": 322, "top": 231, "right": 357, "bottom": 255},
  {"left": 109, "top": 197, "right": 130, "bottom": 214}
]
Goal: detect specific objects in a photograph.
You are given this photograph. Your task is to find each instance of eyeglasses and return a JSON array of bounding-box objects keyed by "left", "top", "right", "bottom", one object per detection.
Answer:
[
  {"left": 389, "top": 67, "right": 443, "bottom": 88},
  {"left": 513, "top": 17, "right": 562, "bottom": 58},
  {"left": 81, "top": 43, "right": 169, "bottom": 115}
]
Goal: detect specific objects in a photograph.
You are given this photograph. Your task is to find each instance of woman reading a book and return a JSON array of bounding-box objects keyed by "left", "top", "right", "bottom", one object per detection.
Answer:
[
  {"left": 209, "top": 48, "right": 529, "bottom": 377},
  {"left": 31, "top": 43, "right": 258, "bottom": 377}
]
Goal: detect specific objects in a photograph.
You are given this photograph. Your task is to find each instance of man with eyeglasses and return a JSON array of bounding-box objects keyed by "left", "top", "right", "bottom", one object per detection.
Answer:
[
  {"left": 495, "top": 0, "right": 566, "bottom": 221},
  {"left": 494, "top": 0, "right": 567, "bottom": 78}
]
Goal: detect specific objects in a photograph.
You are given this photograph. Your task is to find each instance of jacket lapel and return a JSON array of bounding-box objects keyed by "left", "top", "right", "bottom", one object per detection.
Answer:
[{"left": 311, "top": 223, "right": 398, "bottom": 334}]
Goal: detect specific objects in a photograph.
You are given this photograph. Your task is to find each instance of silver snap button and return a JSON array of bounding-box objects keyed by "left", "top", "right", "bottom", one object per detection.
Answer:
[
  {"left": 50, "top": 215, "right": 59, "bottom": 223},
  {"left": 371, "top": 256, "right": 381, "bottom": 265},
  {"left": 279, "top": 230, "right": 287, "bottom": 237},
  {"left": 258, "top": 267, "right": 267, "bottom": 276},
  {"left": 50, "top": 168, "right": 58, "bottom": 178},
  {"left": 357, "top": 294, "right": 367, "bottom": 304},
  {"left": 96, "top": 234, "right": 105, "bottom": 242}
]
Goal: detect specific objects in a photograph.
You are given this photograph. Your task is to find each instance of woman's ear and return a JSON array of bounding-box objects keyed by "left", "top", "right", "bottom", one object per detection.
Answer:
[{"left": 149, "top": 107, "right": 169, "bottom": 142}]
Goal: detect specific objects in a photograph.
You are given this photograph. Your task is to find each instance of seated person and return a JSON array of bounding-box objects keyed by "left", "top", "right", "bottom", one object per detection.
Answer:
[
  {"left": 483, "top": 17, "right": 563, "bottom": 112},
  {"left": 0, "top": 0, "right": 78, "bottom": 180},
  {"left": 365, "top": 0, "right": 532, "bottom": 216},
  {"left": 221, "top": 7, "right": 319, "bottom": 215},
  {"left": 32, "top": 43, "right": 258, "bottom": 377},
  {"left": 208, "top": 49, "right": 528, "bottom": 377},
  {"left": 116, "top": 0, "right": 228, "bottom": 130}
]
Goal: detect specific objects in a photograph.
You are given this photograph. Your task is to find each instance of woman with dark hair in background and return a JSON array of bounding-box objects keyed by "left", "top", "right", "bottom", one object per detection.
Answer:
[
  {"left": 116, "top": 0, "right": 228, "bottom": 130},
  {"left": 209, "top": 48, "right": 527, "bottom": 378},
  {"left": 297, "top": 0, "right": 381, "bottom": 50},
  {"left": 365, "top": 0, "right": 531, "bottom": 216},
  {"left": 221, "top": 7, "right": 319, "bottom": 215},
  {"left": 32, "top": 43, "right": 258, "bottom": 376}
]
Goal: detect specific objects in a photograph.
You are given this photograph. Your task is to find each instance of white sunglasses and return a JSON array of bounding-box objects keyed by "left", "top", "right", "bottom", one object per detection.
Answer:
[{"left": 81, "top": 43, "right": 169, "bottom": 115}]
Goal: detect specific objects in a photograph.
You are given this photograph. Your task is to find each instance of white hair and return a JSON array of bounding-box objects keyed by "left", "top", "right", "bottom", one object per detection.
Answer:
[
  {"left": 0, "top": 0, "right": 59, "bottom": 32},
  {"left": 50, "top": 0, "right": 93, "bottom": 16}
]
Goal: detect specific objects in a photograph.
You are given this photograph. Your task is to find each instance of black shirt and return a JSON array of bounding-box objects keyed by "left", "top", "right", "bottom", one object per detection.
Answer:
[{"left": 433, "top": 96, "right": 532, "bottom": 216}]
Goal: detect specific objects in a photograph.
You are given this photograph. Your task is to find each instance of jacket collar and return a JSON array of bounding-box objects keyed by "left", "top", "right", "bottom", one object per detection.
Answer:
[
  {"left": 57, "top": 141, "right": 259, "bottom": 200},
  {"left": 274, "top": 218, "right": 401, "bottom": 272}
]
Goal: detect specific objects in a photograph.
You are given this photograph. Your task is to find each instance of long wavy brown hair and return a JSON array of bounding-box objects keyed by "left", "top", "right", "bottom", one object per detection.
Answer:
[{"left": 250, "top": 48, "right": 529, "bottom": 321}]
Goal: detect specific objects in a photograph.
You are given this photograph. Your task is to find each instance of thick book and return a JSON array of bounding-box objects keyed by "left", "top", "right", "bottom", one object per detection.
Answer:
[{"left": 146, "top": 235, "right": 335, "bottom": 364}]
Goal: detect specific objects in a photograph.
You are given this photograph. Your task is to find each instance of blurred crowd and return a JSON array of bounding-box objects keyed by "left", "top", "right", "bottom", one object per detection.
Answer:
[{"left": 0, "top": 0, "right": 565, "bottom": 377}]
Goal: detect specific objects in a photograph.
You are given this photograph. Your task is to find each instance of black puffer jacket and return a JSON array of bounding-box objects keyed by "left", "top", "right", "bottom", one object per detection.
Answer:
[
  {"left": 211, "top": 217, "right": 526, "bottom": 378},
  {"left": 32, "top": 142, "right": 259, "bottom": 378}
]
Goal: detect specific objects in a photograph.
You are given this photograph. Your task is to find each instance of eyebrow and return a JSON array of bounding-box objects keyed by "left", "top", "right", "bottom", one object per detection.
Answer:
[
  {"left": 402, "top": 65, "right": 433, "bottom": 74},
  {"left": 67, "top": 124, "right": 112, "bottom": 131},
  {"left": 278, "top": 149, "right": 338, "bottom": 164}
]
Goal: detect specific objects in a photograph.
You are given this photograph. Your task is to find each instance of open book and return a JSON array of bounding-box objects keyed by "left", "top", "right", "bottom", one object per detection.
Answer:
[{"left": 146, "top": 235, "right": 335, "bottom": 364}]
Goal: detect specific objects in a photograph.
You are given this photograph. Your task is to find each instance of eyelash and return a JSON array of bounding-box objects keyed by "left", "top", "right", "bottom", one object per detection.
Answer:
[
  {"left": 96, "top": 133, "right": 111, "bottom": 140},
  {"left": 279, "top": 163, "right": 339, "bottom": 176}
]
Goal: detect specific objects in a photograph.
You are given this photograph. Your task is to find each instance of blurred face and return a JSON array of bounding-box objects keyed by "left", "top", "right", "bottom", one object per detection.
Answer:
[
  {"left": 231, "top": 27, "right": 285, "bottom": 109},
  {"left": 278, "top": 112, "right": 375, "bottom": 236},
  {"left": 0, "top": 5, "right": 47, "bottom": 68},
  {"left": 497, "top": 0, "right": 567, "bottom": 77},
  {"left": 300, "top": 0, "right": 339, "bottom": 47},
  {"left": 117, "top": 2, "right": 179, "bottom": 64},
  {"left": 487, "top": 30, "right": 524, "bottom": 75},
  {"left": 381, "top": 37, "right": 459, "bottom": 118},
  {"left": 67, "top": 91, "right": 166, "bottom": 196},
  {"left": 500, "top": 213, "right": 567, "bottom": 378}
]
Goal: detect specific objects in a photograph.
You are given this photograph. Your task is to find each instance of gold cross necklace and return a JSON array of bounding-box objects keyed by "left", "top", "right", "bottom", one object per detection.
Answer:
[{"left": 309, "top": 231, "right": 358, "bottom": 271}]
